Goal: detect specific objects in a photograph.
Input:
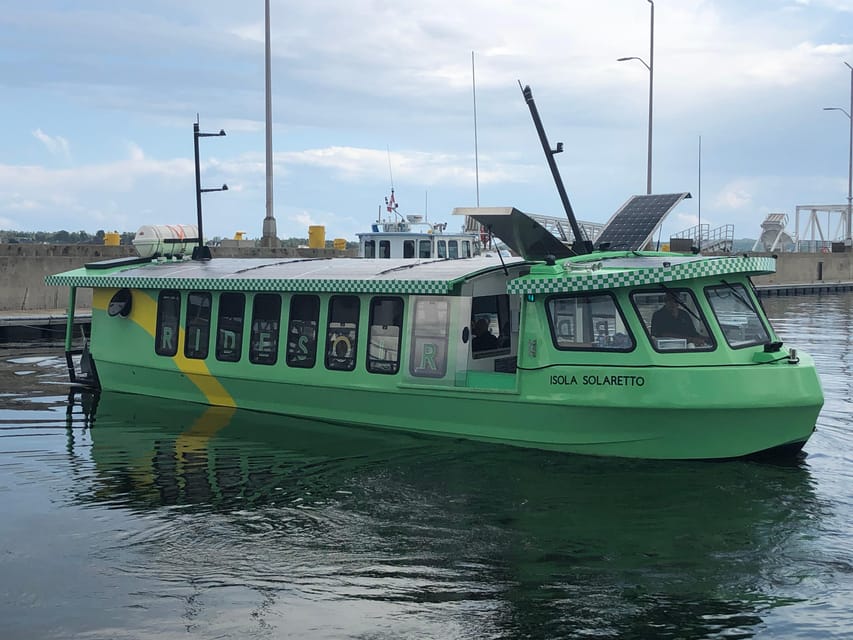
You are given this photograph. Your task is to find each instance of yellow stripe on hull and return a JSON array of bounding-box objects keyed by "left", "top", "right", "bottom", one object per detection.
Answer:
[{"left": 93, "top": 288, "right": 235, "bottom": 408}]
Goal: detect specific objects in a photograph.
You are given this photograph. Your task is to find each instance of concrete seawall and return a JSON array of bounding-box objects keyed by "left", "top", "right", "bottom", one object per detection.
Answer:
[
  {"left": 1, "top": 244, "right": 137, "bottom": 311},
  {"left": 750, "top": 251, "right": 853, "bottom": 286},
  {"left": 2, "top": 243, "right": 851, "bottom": 312},
  {"left": 0, "top": 243, "right": 354, "bottom": 312}
]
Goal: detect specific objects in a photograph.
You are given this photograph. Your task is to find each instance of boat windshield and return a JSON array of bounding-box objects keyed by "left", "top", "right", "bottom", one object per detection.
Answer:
[
  {"left": 704, "top": 282, "right": 771, "bottom": 349},
  {"left": 630, "top": 289, "right": 714, "bottom": 352},
  {"left": 546, "top": 293, "right": 634, "bottom": 351}
]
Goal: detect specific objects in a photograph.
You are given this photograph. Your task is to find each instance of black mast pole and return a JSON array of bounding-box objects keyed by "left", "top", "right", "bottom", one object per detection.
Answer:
[
  {"left": 520, "top": 83, "right": 593, "bottom": 255},
  {"left": 193, "top": 121, "right": 205, "bottom": 258},
  {"left": 192, "top": 117, "right": 227, "bottom": 261}
]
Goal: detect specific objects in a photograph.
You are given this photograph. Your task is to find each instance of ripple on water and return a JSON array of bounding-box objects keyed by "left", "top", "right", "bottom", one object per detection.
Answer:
[{"left": 1, "top": 297, "right": 852, "bottom": 639}]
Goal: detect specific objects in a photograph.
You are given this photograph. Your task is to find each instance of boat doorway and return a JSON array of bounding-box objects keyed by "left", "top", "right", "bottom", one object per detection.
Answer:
[{"left": 462, "top": 283, "right": 520, "bottom": 385}]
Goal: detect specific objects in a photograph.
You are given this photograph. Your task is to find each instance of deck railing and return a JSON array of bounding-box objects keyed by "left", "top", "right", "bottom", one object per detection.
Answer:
[{"left": 671, "top": 224, "right": 734, "bottom": 253}]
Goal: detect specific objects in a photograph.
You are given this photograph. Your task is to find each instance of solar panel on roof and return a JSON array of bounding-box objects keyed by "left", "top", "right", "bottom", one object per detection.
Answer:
[
  {"left": 596, "top": 193, "right": 691, "bottom": 251},
  {"left": 452, "top": 207, "right": 574, "bottom": 261}
]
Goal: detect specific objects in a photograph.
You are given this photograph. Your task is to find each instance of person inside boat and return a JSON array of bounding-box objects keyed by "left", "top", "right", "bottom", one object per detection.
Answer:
[
  {"left": 472, "top": 317, "right": 499, "bottom": 351},
  {"left": 651, "top": 295, "right": 706, "bottom": 344}
]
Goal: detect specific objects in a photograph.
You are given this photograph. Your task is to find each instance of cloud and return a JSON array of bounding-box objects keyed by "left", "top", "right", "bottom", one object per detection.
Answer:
[
  {"left": 0, "top": 147, "right": 191, "bottom": 195},
  {"left": 4, "top": 0, "right": 853, "bottom": 241},
  {"left": 32, "top": 129, "right": 71, "bottom": 159},
  {"left": 273, "top": 146, "right": 535, "bottom": 187},
  {"left": 715, "top": 182, "right": 754, "bottom": 210},
  {"left": 293, "top": 211, "right": 315, "bottom": 229}
]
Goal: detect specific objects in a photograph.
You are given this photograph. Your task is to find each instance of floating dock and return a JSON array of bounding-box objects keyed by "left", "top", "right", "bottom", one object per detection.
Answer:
[
  {"left": 0, "top": 310, "right": 91, "bottom": 344},
  {"left": 754, "top": 282, "right": 853, "bottom": 296}
]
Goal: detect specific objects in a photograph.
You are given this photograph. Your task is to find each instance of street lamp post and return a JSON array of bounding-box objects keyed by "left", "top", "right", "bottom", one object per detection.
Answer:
[
  {"left": 261, "top": 0, "right": 280, "bottom": 248},
  {"left": 193, "top": 119, "right": 228, "bottom": 261},
  {"left": 823, "top": 61, "right": 853, "bottom": 248},
  {"left": 618, "top": 0, "right": 654, "bottom": 195}
]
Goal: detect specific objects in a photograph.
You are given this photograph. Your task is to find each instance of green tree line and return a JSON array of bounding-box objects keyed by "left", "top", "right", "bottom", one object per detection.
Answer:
[
  {"left": 0, "top": 229, "right": 129, "bottom": 244},
  {"left": 0, "top": 229, "right": 356, "bottom": 249}
]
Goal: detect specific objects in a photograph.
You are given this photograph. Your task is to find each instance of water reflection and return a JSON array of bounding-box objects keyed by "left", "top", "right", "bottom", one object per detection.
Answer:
[{"left": 65, "top": 390, "right": 823, "bottom": 639}]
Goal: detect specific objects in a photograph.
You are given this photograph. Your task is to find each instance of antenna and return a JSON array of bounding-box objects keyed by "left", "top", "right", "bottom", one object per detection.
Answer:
[
  {"left": 387, "top": 145, "right": 394, "bottom": 191},
  {"left": 698, "top": 135, "right": 702, "bottom": 253},
  {"left": 472, "top": 51, "right": 480, "bottom": 207}
]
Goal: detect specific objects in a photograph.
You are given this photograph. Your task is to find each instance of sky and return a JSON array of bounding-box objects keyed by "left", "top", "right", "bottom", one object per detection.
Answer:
[{"left": 1, "top": 0, "right": 853, "bottom": 243}]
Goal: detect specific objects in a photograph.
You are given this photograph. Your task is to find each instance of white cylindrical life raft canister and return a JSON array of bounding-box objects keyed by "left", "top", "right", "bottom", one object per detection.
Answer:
[{"left": 133, "top": 224, "right": 199, "bottom": 258}]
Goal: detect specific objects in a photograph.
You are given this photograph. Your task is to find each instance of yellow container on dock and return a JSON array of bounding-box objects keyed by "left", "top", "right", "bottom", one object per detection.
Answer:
[
  {"left": 333, "top": 238, "right": 347, "bottom": 251},
  {"left": 308, "top": 225, "right": 326, "bottom": 249},
  {"left": 104, "top": 231, "right": 120, "bottom": 246}
]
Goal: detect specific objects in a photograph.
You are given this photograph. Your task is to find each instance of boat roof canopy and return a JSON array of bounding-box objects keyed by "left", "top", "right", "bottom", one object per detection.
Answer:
[
  {"left": 46, "top": 253, "right": 776, "bottom": 297},
  {"left": 508, "top": 254, "right": 776, "bottom": 295},
  {"left": 45, "top": 256, "right": 528, "bottom": 296}
]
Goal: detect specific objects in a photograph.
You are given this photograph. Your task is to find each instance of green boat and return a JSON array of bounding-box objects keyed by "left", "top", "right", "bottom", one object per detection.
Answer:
[
  {"left": 45, "top": 87, "right": 823, "bottom": 460},
  {"left": 45, "top": 242, "right": 823, "bottom": 460}
]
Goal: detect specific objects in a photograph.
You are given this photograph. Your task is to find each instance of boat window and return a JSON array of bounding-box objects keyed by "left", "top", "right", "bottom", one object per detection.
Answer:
[
  {"left": 367, "top": 297, "right": 403, "bottom": 374},
  {"left": 286, "top": 294, "right": 320, "bottom": 368},
  {"left": 216, "top": 292, "right": 245, "bottom": 362},
  {"left": 364, "top": 240, "right": 375, "bottom": 258},
  {"left": 630, "top": 289, "right": 714, "bottom": 352},
  {"left": 437, "top": 241, "right": 446, "bottom": 259},
  {"left": 325, "top": 295, "right": 360, "bottom": 371},
  {"left": 155, "top": 290, "right": 181, "bottom": 357},
  {"left": 547, "top": 293, "right": 634, "bottom": 351},
  {"left": 448, "top": 240, "right": 459, "bottom": 259},
  {"left": 183, "top": 292, "right": 212, "bottom": 360},
  {"left": 471, "top": 295, "right": 511, "bottom": 358},
  {"left": 379, "top": 241, "right": 391, "bottom": 259},
  {"left": 409, "top": 297, "right": 450, "bottom": 378},
  {"left": 461, "top": 241, "right": 471, "bottom": 258},
  {"left": 249, "top": 293, "right": 281, "bottom": 365},
  {"left": 403, "top": 240, "right": 415, "bottom": 259},
  {"left": 705, "top": 283, "right": 770, "bottom": 349},
  {"left": 418, "top": 240, "right": 431, "bottom": 258}
]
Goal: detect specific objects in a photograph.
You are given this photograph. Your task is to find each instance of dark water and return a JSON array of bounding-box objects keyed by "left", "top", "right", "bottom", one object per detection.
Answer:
[{"left": 1, "top": 294, "right": 851, "bottom": 639}]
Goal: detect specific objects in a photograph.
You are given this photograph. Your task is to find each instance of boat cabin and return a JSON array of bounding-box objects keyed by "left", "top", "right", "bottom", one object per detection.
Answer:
[
  {"left": 357, "top": 228, "right": 478, "bottom": 259},
  {"left": 356, "top": 214, "right": 481, "bottom": 259}
]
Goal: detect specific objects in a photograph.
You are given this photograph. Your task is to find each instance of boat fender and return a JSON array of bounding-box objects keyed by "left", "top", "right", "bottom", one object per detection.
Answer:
[{"left": 331, "top": 335, "right": 352, "bottom": 357}]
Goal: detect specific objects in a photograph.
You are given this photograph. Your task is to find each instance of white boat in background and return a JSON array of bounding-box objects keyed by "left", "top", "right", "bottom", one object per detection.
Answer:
[{"left": 357, "top": 189, "right": 484, "bottom": 259}]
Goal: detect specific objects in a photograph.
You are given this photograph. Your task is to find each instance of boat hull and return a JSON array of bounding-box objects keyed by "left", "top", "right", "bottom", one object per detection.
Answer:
[{"left": 91, "top": 355, "right": 821, "bottom": 460}]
